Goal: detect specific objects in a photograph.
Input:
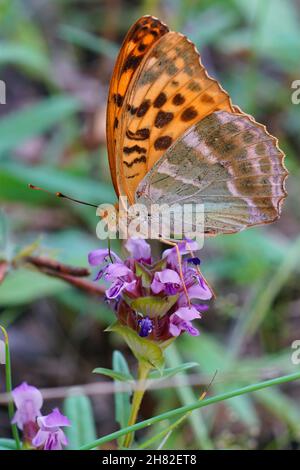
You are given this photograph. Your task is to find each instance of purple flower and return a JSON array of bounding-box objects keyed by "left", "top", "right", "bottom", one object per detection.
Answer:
[
  {"left": 138, "top": 317, "right": 153, "bottom": 337},
  {"left": 163, "top": 240, "right": 200, "bottom": 268},
  {"left": 125, "top": 238, "right": 151, "bottom": 263},
  {"left": 32, "top": 408, "right": 71, "bottom": 451},
  {"left": 88, "top": 250, "right": 138, "bottom": 299},
  {"left": 151, "top": 269, "right": 181, "bottom": 295},
  {"left": 88, "top": 238, "right": 213, "bottom": 341},
  {"left": 88, "top": 248, "right": 121, "bottom": 266},
  {"left": 169, "top": 306, "right": 201, "bottom": 337},
  {"left": 12, "top": 382, "right": 43, "bottom": 430},
  {"left": 104, "top": 263, "right": 137, "bottom": 299},
  {"left": 187, "top": 281, "right": 212, "bottom": 301}
]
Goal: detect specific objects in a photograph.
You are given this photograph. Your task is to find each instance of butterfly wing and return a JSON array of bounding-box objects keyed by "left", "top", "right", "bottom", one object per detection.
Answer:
[
  {"left": 135, "top": 110, "right": 288, "bottom": 235},
  {"left": 106, "top": 16, "right": 169, "bottom": 196},
  {"left": 111, "top": 24, "right": 234, "bottom": 203}
]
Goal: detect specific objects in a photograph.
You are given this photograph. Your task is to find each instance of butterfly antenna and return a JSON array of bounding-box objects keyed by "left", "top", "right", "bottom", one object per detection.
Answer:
[
  {"left": 28, "top": 184, "right": 98, "bottom": 208},
  {"left": 107, "top": 237, "right": 114, "bottom": 264}
]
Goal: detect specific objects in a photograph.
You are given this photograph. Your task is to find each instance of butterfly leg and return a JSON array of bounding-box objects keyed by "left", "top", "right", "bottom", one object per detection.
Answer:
[
  {"left": 159, "top": 238, "right": 191, "bottom": 307},
  {"left": 185, "top": 241, "right": 215, "bottom": 298}
]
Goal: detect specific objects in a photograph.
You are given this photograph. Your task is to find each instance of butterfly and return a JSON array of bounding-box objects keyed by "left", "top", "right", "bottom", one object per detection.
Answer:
[{"left": 106, "top": 15, "right": 288, "bottom": 237}]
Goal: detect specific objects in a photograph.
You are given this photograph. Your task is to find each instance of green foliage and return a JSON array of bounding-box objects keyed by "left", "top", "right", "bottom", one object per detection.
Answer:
[
  {"left": 0, "top": 438, "right": 17, "bottom": 450},
  {"left": 107, "top": 323, "right": 165, "bottom": 371},
  {"left": 112, "top": 351, "right": 132, "bottom": 445},
  {"left": 63, "top": 394, "right": 97, "bottom": 449},
  {"left": 0, "top": 97, "right": 80, "bottom": 155}
]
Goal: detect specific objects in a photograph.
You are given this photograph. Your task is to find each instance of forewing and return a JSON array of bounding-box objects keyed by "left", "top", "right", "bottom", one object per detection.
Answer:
[
  {"left": 106, "top": 16, "right": 169, "bottom": 196},
  {"left": 117, "top": 31, "right": 234, "bottom": 203}
]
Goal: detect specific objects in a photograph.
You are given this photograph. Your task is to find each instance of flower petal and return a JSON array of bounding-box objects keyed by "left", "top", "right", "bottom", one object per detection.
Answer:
[
  {"left": 169, "top": 309, "right": 201, "bottom": 337},
  {"left": 151, "top": 269, "right": 181, "bottom": 294},
  {"left": 156, "top": 269, "right": 181, "bottom": 284},
  {"left": 104, "top": 263, "right": 133, "bottom": 281},
  {"left": 123, "top": 279, "right": 138, "bottom": 295},
  {"left": 12, "top": 382, "right": 43, "bottom": 411},
  {"left": 88, "top": 248, "right": 120, "bottom": 266},
  {"left": 125, "top": 238, "right": 151, "bottom": 262},
  {"left": 106, "top": 281, "right": 122, "bottom": 299},
  {"left": 187, "top": 281, "right": 212, "bottom": 301},
  {"left": 173, "top": 306, "right": 200, "bottom": 321},
  {"left": 37, "top": 408, "right": 71, "bottom": 429},
  {"left": 163, "top": 239, "right": 200, "bottom": 265},
  {"left": 138, "top": 317, "right": 153, "bottom": 337},
  {"left": 32, "top": 429, "right": 48, "bottom": 448},
  {"left": 169, "top": 322, "right": 182, "bottom": 337}
]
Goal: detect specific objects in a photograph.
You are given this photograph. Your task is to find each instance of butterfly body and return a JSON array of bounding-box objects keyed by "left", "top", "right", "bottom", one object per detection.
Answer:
[{"left": 106, "top": 16, "right": 288, "bottom": 237}]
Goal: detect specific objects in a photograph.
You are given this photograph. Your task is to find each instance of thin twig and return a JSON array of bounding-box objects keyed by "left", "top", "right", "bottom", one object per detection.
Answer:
[
  {"left": 25, "top": 256, "right": 91, "bottom": 277},
  {"left": 21, "top": 256, "right": 105, "bottom": 297},
  {"left": 39, "top": 268, "right": 105, "bottom": 296}
]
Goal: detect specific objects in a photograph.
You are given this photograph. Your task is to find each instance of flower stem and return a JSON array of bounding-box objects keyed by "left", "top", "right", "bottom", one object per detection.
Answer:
[
  {"left": 0, "top": 325, "right": 21, "bottom": 450},
  {"left": 123, "top": 361, "right": 151, "bottom": 448}
]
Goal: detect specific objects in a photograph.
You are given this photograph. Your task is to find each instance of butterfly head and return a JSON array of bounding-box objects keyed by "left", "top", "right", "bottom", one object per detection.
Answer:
[{"left": 96, "top": 203, "right": 119, "bottom": 234}]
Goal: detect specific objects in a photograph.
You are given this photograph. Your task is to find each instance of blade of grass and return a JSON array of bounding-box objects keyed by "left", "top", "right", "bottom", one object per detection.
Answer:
[
  {"left": 165, "top": 345, "right": 213, "bottom": 450},
  {"left": 0, "top": 326, "right": 21, "bottom": 449},
  {"left": 112, "top": 351, "right": 132, "bottom": 447},
  {"left": 138, "top": 372, "right": 216, "bottom": 450},
  {"left": 64, "top": 393, "right": 97, "bottom": 449},
  {"left": 228, "top": 236, "right": 300, "bottom": 358},
  {"left": 0, "top": 95, "right": 80, "bottom": 155},
  {"left": 79, "top": 370, "right": 300, "bottom": 450},
  {"left": 59, "top": 25, "right": 118, "bottom": 58}
]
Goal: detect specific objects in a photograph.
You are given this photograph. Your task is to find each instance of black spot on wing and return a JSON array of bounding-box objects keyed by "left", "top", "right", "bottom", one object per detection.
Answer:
[{"left": 123, "top": 156, "right": 147, "bottom": 167}]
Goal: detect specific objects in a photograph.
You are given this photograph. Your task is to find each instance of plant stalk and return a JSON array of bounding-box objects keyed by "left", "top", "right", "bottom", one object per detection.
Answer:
[
  {"left": 123, "top": 361, "right": 150, "bottom": 448},
  {"left": 0, "top": 326, "right": 21, "bottom": 449}
]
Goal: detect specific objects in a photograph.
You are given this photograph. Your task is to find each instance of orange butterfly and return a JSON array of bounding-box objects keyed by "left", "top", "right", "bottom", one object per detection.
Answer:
[{"left": 106, "top": 15, "right": 288, "bottom": 237}]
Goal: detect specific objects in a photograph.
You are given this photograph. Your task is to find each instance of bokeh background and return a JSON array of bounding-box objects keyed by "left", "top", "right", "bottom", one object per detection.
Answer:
[{"left": 1, "top": 0, "right": 300, "bottom": 450}]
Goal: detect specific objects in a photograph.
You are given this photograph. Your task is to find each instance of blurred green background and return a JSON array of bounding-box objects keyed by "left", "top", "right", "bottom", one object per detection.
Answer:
[{"left": 1, "top": 0, "right": 300, "bottom": 450}]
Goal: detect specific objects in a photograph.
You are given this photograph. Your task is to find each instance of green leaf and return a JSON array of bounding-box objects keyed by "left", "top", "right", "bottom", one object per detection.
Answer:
[
  {"left": 149, "top": 362, "right": 199, "bottom": 380},
  {"left": 0, "top": 438, "right": 17, "bottom": 450},
  {"left": 0, "top": 269, "right": 68, "bottom": 306},
  {"left": 130, "top": 295, "right": 179, "bottom": 318},
  {"left": 107, "top": 323, "right": 165, "bottom": 371},
  {"left": 112, "top": 351, "right": 132, "bottom": 437},
  {"left": 64, "top": 394, "right": 97, "bottom": 449},
  {"left": 93, "top": 367, "right": 133, "bottom": 382},
  {"left": 0, "top": 42, "right": 50, "bottom": 76},
  {"left": 0, "top": 96, "right": 80, "bottom": 155},
  {"left": 59, "top": 24, "right": 118, "bottom": 58},
  {"left": 0, "top": 161, "right": 115, "bottom": 205}
]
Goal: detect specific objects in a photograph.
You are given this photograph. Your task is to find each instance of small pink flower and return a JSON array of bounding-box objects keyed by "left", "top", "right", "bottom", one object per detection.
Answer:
[
  {"left": 151, "top": 269, "right": 181, "bottom": 295},
  {"left": 12, "top": 382, "right": 43, "bottom": 430},
  {"left": 88, "top": 248, "right": 121, "bottom": 265},
  {"left": 32, "top": 408, "right": 71, "bottom": 450},
  {"left": 89, "top": 238, "right": 213, "bottom": 340},
  {"left": 169, "top": 306, "right": 201, "bottom": 337},
  {"left": 163, "top": 240, "right": 200, "bottom": 267},
  {"left": 125, "top": 238, "right": 151, "bottom": 263}
]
